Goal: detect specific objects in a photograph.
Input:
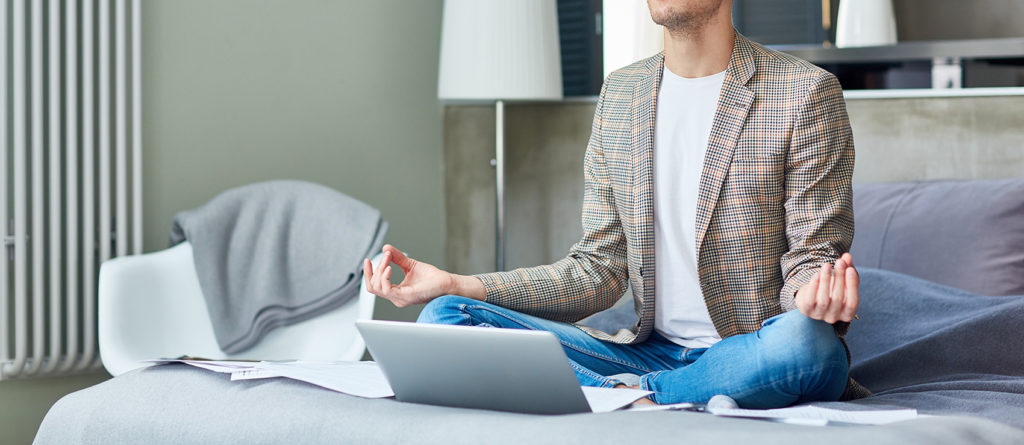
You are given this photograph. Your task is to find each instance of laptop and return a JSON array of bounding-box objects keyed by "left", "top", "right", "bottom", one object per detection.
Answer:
[{"left": 355, "top": 319, "right": 592, "bottom": 414}]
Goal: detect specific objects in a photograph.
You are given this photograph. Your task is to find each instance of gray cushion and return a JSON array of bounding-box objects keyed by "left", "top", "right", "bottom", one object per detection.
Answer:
[{"left": 850, "top": 178, "right": 1024, "bottom": 296}]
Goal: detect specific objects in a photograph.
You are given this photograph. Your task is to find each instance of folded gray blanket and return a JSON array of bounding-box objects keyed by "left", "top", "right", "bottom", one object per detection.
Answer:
[{"left": 170, "top": 180, "right": 387, "bottom": 354}]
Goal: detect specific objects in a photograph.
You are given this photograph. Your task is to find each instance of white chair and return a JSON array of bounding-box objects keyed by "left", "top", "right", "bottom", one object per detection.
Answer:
[{"left": 98, "top": 241, "right": 380, "bottom": 376}]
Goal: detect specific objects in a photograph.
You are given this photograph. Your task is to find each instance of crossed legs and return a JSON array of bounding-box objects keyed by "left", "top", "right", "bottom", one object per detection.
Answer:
[{"left": 417, "top": 295, "right": 848, "bottom": 408}]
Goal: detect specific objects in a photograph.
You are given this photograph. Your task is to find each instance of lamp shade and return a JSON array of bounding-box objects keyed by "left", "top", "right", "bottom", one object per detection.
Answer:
[{"left": 438, "top": 0, "right": 563, "bottom": 101}]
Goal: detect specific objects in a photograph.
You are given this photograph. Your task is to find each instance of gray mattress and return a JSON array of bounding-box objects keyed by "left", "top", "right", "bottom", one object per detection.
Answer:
[
  {"left": 32, "top": 364, "right": 1024, "bottom": 445},
  {"left": 34, "top": 268, "right": 1024, "bottom": 444}
]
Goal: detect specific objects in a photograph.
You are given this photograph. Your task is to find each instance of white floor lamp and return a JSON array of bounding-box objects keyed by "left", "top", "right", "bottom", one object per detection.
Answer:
[{"left": 438, "top": 0, "right": 563, "bottom": 271}]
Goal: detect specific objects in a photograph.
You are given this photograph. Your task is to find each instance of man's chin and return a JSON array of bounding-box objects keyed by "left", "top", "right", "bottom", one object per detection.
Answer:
[{"left": 652, "top": 3, "right": 725, "bottom": 34}]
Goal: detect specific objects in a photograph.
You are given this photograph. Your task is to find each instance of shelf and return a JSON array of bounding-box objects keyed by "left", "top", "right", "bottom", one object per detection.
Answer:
[
  {"left": 772, "top": 37, "right": 1024, "bottom": 64},
  {"left": 844, "top": 87, "right": 1024, "bottom": 99}
]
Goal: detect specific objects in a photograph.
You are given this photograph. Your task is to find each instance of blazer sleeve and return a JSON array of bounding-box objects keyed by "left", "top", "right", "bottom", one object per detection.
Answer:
[
  {"left": 778, "top": 71, "right": 856, "bottom": 336},
  {"left": 473, "top": 81, "right": 629, "bottom": 323}
]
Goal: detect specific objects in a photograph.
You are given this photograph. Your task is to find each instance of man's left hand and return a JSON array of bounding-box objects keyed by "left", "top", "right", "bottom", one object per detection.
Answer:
[{"left": 794, "top": 252, "right": 859, "bottom": 324}]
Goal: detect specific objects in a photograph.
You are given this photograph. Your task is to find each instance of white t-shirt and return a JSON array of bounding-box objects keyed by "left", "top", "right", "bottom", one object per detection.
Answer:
[{"left": 652, "top": 66, "right": 727, "bottom": 348}]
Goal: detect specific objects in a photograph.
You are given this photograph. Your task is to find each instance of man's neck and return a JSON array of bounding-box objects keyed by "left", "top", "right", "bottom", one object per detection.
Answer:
[{"left": 662, "top": 19, "right": 734, "bottom": 78}]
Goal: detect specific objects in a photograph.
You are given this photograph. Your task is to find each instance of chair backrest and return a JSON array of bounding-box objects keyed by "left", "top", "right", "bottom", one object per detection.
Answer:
[{"left": 98, "top": 242, "right": 378, "bottom": 376}]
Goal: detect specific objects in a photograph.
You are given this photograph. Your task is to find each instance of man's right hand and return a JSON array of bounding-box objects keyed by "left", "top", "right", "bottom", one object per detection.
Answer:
[{"left": 362, "top": 244, "right": 486, "bottom": 307}]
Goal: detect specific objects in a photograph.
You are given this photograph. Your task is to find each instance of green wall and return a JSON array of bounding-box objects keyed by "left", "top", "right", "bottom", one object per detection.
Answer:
[
  {"left": 142, "top": 0, "right": 446, "bottom": 313},
  {"left": 142, "top": 0, "right": 446, "bottom": 322},
  {"left": 1, "top": 1, "right": 444, "bottom": 443},
  {"left": 0, "top": 373, "right": 110, "bottom": 445}
]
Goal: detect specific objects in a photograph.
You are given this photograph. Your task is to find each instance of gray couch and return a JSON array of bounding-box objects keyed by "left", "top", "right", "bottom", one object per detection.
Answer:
[{"left": 35, "top": 179, "right": 1024, "bottom": 444}]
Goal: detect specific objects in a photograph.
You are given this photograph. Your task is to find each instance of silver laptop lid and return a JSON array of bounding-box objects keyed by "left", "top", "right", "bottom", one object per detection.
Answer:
[{"left": 356, "top": 320, "right": 591, "bottom": 415}]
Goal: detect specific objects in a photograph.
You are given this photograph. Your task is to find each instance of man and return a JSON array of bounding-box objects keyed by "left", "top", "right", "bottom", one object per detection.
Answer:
[{"left": 364, "top": 0, "right": 867, "bottom": 407}]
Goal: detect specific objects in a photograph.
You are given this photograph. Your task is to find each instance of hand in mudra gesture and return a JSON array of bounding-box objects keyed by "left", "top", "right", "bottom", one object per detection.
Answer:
[
  {"left": 362, "top": 245, "right": 484, "bottom": 307},
  {"left": 794, "top": 252, "right": 860, "bottom": 324}
]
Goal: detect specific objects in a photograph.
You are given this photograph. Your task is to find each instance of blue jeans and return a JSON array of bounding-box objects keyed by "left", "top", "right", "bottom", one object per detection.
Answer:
[{"left": 417, "top": 295, "right": 849, "bottom": 408}]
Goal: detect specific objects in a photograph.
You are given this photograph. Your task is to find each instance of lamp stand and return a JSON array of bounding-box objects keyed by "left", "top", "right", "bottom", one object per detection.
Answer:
[{"left": 493, "top": 100, "right": 506, "bottom": 271}]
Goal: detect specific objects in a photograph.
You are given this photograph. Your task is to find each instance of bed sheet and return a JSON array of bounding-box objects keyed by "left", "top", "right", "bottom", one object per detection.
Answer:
[{"left": 34, "top": 364, "right": 1024, "bottom": 445}]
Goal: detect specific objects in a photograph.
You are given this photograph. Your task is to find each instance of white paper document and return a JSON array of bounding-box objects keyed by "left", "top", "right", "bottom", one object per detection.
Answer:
[
  {"left": 581, "top": 386, "right": 654, "bottom": 413},
  {"left": 709, "top": 405, "right": 919, "bottom": 425},
  {"left": 149, "top": 358, "right": 395, "bottom": 398},
  {"left": 230, "top": 361, "right": 395, "bottom": 398},
  {"left": 145, "top": 358, "right": 261, "bottom": 374}
]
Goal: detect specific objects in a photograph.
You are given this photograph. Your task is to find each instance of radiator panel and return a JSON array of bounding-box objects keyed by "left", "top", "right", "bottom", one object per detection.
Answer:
[{"left": 1, "top": 0, "right": 142, "bottom": 379}]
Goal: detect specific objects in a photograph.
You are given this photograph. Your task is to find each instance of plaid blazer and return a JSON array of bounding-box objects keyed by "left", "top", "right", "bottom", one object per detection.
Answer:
[{"left": 475, "top": 33, "right": 861, "bottom": 397}]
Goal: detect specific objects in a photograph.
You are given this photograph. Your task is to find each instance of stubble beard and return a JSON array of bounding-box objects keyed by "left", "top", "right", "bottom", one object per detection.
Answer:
[{"left": 648, "top": 0, "right": 726, "bottom": 39}]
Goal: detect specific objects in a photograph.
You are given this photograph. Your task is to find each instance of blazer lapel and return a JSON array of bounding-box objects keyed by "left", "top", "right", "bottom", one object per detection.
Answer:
[
  {"left": 629, "top": 54, "right": 663, "bottom": 336},
  {"left": 694, "top": 34, "right": 756, "bottom": 259}
]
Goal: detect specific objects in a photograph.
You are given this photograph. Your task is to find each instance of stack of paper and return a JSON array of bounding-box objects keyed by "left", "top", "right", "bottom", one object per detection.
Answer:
[{"left": 146, "top": 358, "right": 395, "bottom": 398}]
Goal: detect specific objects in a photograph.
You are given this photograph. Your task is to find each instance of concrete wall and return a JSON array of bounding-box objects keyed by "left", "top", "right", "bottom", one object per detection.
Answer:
[
  {"left": 845, "top": 96, "right": 1024, "bottom": 182},
  {"left": 892, "top": 0, "right": 1024, "bottom": 41},
  {"left": 443, "top": 95, "right": 1024, "bottom": 275},
  {"left": 444, "top": 103, "right": 594, "bottom": 274},
  {"left": 1, "top": 1, "right": 444, "bottom": 443}
]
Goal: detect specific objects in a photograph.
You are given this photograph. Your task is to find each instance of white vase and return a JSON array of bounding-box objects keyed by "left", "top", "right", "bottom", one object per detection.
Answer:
[{"left": 836, "top": 0, "right": 898, "bottom": 48}]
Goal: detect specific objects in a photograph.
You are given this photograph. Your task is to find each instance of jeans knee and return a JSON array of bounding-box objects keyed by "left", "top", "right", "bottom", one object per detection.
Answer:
[
  {"left": 417, "top": 295, "right": 473, "bottom": 325},
  {"left": 761, "top": 311, "right": 846, "bottom": 373},
  {"left": 756, "top": 311, "right": 848, "bottom": 401}
]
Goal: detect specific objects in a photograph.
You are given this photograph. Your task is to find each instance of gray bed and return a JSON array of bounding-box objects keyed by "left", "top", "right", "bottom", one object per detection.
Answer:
[
  {"left": 31, "top": 362, "right": 1024, "bottom": 444},
  {"left": 35, "top": 178, "right": 1024, "bottom": 444}
]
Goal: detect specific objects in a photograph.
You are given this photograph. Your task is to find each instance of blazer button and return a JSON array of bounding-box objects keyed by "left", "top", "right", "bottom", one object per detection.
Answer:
[{"left": 639, "top": 267, "right": 644, "bottom": 277}]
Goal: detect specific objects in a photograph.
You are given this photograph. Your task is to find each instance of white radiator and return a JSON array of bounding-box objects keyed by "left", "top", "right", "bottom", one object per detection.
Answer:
[{"left": 1, "top": 0, "right": 142, "bottom": 379}]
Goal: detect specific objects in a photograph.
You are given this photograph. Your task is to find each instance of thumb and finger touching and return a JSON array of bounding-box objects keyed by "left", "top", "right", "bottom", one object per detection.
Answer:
[
  {"left": 383, "top": 244, "right": 414, "bottom": 273},
  {"left": 364, "top": 245, "right": 432, "bottom": 306},
  {"left": 797, "top": 254, "right": 860, "bottom": 323}
]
